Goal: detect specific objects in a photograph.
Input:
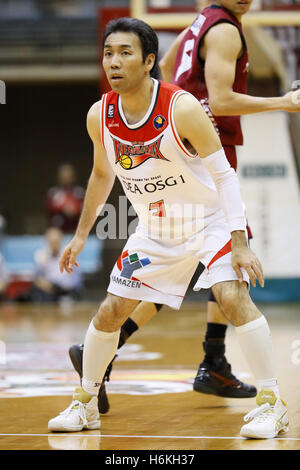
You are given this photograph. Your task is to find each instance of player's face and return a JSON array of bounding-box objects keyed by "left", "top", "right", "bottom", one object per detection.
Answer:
[
  {"left": 219, "top": 0, "right": 253, "bottom": 17},
  {"left": 103, "top": 31, "right": 154, "bottom": 93}
]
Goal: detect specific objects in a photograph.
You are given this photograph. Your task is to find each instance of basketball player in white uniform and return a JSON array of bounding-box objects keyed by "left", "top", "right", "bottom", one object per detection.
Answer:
[{"left": 48, "top": 18, "right": 288, "bottom": 439}]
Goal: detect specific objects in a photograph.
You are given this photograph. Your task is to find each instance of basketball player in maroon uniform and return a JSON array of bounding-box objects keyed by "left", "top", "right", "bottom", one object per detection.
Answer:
[
  {"left": 162, "top": 0, "right": 253, "bottom": 400},
  {"left": 160, "top": 0, "right": 300, "bottom": 399}
]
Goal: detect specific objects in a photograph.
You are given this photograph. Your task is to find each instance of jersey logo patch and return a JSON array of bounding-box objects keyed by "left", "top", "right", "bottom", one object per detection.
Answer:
[
  {"left": 107, "top": 104, "right": 115, "bottom": 118},
  {"left": 117, "top": 250, "right": 151, "bottom": 279},
  {"left": 153, "top": 115, "right": 166, "bottom": 130},
  {"left": 111, "top": 135, "right": 169, "bottom": 170}
]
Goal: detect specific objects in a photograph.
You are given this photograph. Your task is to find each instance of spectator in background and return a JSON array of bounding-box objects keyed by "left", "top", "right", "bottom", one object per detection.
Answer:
[
  {"left": 46, "top": 163, "right": 85, "bottom": 233},
  {"left": 0, "top": 253, "right": 9, "bottom": 301},
  {"left": 0, "top": 210, "right": 7, "bottom": 245},
  {"left": 18, "top": 227, "right": 83, "bottom": 302},
  {"left": 0, "top": 210, "right": 9, "bottom": 301}
]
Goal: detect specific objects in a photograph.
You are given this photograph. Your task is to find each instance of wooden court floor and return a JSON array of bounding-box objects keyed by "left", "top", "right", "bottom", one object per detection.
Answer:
[{"left": 0, "top": 300, "right": 299, "bottom": 450}]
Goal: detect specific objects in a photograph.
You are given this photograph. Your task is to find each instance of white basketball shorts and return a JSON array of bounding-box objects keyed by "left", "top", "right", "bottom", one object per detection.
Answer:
[{"left": 107, "top": 214, "right": 249, "bottom": 310}]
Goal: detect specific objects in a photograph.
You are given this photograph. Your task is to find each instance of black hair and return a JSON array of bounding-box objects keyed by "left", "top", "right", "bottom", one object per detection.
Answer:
[{"left": 102, "top": 17, "right": 160, "bottom": 79}]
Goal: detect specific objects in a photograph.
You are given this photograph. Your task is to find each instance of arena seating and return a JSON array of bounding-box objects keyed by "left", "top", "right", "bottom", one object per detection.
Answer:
[{"left": 1, "top": 234, "right": 102, "bottom": 276}]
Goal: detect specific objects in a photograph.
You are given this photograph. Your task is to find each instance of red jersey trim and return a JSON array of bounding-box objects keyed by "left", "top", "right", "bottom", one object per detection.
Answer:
[
  {"left": 169, "top": 91, "right": 199, "bottom": 159},
  {"left": 100, "top": 93, "right": 107, "bottom": 146},
  {"left": 117, "top": 80, "right": 161, "bottom": 130},
  {"left": 207, "top": 239, "right": 232, "bottom": 270},
  {"left": 132, "top": 277, "right": 184, "bottom": 299}
]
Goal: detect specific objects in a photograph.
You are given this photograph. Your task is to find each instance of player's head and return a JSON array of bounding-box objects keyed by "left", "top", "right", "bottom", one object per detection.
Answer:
[
  {"left": 217, "top": 0, "right": 253, "bottom": 18},
  {"left": 102, "top": 17, "right": 159, "bottom": 92}
]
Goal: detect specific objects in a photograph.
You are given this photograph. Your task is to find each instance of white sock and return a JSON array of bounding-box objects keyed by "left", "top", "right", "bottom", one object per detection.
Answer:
[
  {"left": 257, "top": 378, "right": 280, "bottom": 399},
  {"left": 235, "top": 315, "right": 280, "bottom": 399},
  {"left": 81, "top": 320, "right": 120, "bottom": 396}
]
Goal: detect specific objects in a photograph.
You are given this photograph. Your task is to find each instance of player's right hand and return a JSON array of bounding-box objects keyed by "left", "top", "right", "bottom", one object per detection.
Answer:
[
  {"left": 282, "top": 90, "right": 300, "bottom": 112},
  {"left": 59, "top": 236, "right": 86, "bottom": 274}
]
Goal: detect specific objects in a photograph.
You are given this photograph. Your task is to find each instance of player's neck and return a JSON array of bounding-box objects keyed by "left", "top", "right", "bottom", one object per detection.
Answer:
[
  {"left": 119, "top": 76, "right": 154, "bottom": 125},
  {"left": 221, "top": 5, "right": 243, "bottom": 23},
  {"left": 233, "top": 13, "right": 242, "bottom": 22}
]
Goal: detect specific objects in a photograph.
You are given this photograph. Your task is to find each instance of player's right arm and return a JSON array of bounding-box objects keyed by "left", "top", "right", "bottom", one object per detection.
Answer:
[
  {"left": 203, "top": 22, "right": 300, "bottom": 115},
  {"left": 59, "top": 100, "right": 115, "bottom": 274}
]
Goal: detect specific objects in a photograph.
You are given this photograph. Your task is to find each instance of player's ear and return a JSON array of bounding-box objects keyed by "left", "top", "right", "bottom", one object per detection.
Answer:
[{"left": 145, "top": 53, "right": 156, "bottom": 73}]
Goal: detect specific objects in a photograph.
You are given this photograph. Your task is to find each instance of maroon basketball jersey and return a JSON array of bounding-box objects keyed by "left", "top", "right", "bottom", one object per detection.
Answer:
[{"left": 172, "top": 5, "right": 249, "bottom": 147}]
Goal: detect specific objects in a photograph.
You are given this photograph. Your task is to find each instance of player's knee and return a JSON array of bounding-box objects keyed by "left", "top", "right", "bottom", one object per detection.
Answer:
[
  {"left": 94, "top": 294, "right": 138, "bottom": 331},
  {"left": 212, "top": 281, "right": 250, "bottom": 325}
]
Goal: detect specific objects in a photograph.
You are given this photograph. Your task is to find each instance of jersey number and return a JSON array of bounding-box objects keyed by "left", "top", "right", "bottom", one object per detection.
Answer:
[
  {"left": 149, "top": 200, "right": 166, "bottom": 217},
  {"left": 174, "top": 39, "right": 195, "bottom": 82}
]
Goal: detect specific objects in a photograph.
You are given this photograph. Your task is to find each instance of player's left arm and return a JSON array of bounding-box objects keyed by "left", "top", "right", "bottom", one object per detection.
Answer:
[
  {"left": 174, "top": 93, "right": 264, "bottom": 287},
  {"left": 203, "top": 22, "right": 300, "bottom": 115},
  {"left": 159, "top": 28, "right": 189, "bottom": 83}
]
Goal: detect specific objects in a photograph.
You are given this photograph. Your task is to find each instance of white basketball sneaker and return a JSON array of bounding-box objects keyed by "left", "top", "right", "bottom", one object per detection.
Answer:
[
  {"left": 240, "top": 389, "right": 289, "bottom": 439},
  {"left": 48, "top": 387, "right": 101, "bottom": 432}
]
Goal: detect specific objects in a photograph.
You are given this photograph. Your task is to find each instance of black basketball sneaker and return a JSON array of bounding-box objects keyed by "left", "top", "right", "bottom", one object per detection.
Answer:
[{"left": 193, "top": 343, "right": 257, "bottom": 398}]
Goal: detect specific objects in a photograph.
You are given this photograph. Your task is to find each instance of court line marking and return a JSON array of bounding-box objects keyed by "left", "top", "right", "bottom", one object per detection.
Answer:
[{"left": 0, "top": 433, "right": 300, "bottom": 441}]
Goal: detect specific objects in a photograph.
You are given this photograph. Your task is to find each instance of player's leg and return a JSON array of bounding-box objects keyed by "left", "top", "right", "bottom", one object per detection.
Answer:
[
  {"left": 69, "top": 300, "right": 162, "bottom": 413},
  {"left": 212, "top": 281, "right": 288, "bottom": 439},
  {"left": 50, "top": 232, "right": 199, "bottom": 432},
  {"left": 130, "top": 301, "right": 161, "bottom": 327},
  {"left": 48, "top": 293, "right": 138, "bottom": 432},
  {"left": 193, "top": 289, "right": 257, "bottom": 398}
]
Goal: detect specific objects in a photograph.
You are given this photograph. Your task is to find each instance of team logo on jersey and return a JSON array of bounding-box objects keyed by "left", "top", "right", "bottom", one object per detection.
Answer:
[
  {"left": 107, "top": 104, "right": 115, "bottom": 118},
  {"left": 153, "top": 115, "right": 166, "bottom": 131},
  {"left": 111, "top": 135, "right": 169, "bottom": 170},
  {"left": 117, "top": 250, "right": 151, "bottom": 279},
  {"left": 111, "top": 250, "right": 151, "bottom": 288}
]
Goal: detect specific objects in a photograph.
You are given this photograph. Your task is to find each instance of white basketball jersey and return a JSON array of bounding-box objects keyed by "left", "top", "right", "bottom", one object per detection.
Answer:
[{"left": 100, "top": 79, "right": 221, "bottom": 240}]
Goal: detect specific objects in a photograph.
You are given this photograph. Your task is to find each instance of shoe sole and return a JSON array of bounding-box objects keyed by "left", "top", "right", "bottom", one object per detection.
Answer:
[
  {"left": 240, "top": 425, "right": 289, "bottom": 439},
  {"left": 241, "top": 418, "right": 289, "bottom": 439},
  {"left": 48, "top": 420, "right": 101, "bottom": 433},
  {"left": 193, "top": 382, "right": 257, "bottom": 398}
]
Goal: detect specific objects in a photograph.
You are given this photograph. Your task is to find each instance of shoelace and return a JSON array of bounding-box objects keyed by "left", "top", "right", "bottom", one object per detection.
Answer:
[
  {"left": 243, "top": 403, "right": 273, "bottom": 423},
  {"left": 59, "top": 400, "right": 87, "bottom": 426}
]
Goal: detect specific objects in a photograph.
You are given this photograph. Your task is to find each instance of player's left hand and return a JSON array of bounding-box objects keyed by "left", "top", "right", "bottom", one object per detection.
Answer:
[
  {"left": 59, "top": 236, "right": 85, "bottom": 274},
  {"left": 231, "top": 246, "right": 264, "bottom": 288}
]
